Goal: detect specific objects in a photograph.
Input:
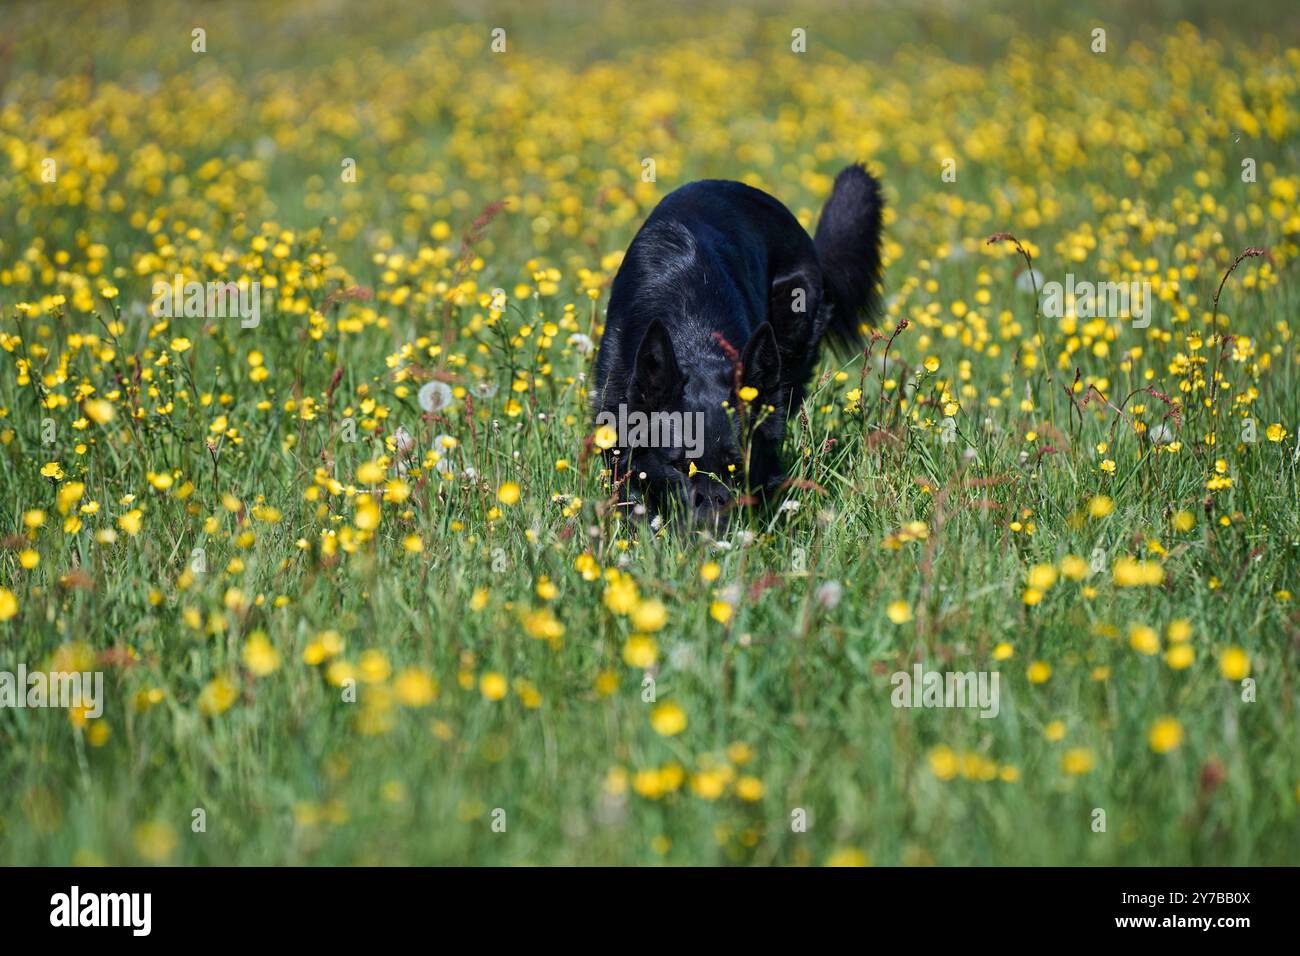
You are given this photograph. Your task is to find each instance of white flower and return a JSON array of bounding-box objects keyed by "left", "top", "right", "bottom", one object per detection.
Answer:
[
  {"left": 779, "top": 499, "right": 801, "bottom": 514},
  {"left": 816, "top": 580, "right": 843, "bottom": 610},
  {"left": 1017, "top": 268, "right": 1044, "bottom": 293},
  {"left": 393, "top": 426, "right": 415, "bottom": 455},
  {"left": 568, "top": 333, "right": 594, "bottom": 355},
  {"left": 668, "top": 643, "right": 696, "bottom": 670},
  {"left": 471, "top": 381, "right": 498, "bottom": 400},
  {"left": 418, "top": 380, "right": 453, "bottom": 413},
  {"left": 1148, "top": 423, "right": 1175, "bottom": 446}
]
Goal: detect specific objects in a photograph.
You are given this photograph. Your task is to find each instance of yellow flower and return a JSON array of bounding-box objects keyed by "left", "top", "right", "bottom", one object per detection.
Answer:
[
  {"left": 198, "top": 675, "right": 239, "bottom": 716},
  {"left": 1148, "top": 717, "right": 1183, "bottom": 754},
  {"left": 358, "top": 649, "right": 392, "bottom": 683},
  {"left": 886, "top": 600, "right": 912, "bottom": 624},
  {"left": 133, "top": 821, "right": 177, "bottom": 862},
  {"left": 594, "top": 670, "right": 620, "bottom": 696},
  {"left": 1059, "top": 555, "right": 1088, "bottom": 580},
  {"left": 622, "top": 635, "right": 658, "bottom": 668},
  {"left": 393, "top": 668, "right": 438, "bottom": 707},
  {"left": 1027, "top": 660, "right": 1052, "bottom": 684},
  {"left": 709, "top": 600, "right": 733, "bottom": 624},
  {"left": 83, "top": 398, "right": 114, "bottom": 424},
  {"left": 992, "top": 642, "right": 1014, "bottom": 660},
  {"left": 326, "top": 660, "right": 355, "bottom": 688},
  {"left": 690, "top": 770, "right": 726, "bottom": 799},
  {"left": 631, "top": 598, "right": 668, "bottom": 632},
  {"left": 357, "top": 460, "right": 386, "bottom": 484},
  {"left": 1027, "top": 563, "right": 1057, "bottom": 590},
  {"left": 593, "top": 424, "right": 617, "bottom": 449},
  {"left": 1219, "top": 646, "right": 1250, "bottom": 681},
  {"left": 0, "top": 588, "right": 17, "bottom": 622},
  {"left": 117, "top": 509, "right": 144, "bottom": 536},
  {"left": 700, "top": 561, "right": 721, "bottom": 583},
  {"left": 1165, "top": 644, "right": 1195, "bottom": 670},
  {"left": 1087, "top": 495, "right": 1114, "bottom": 518},
  {"left": 1172, "top": 510, "right": 1196, "bottom": 532},
  {"left": 1113, "top": 556, "right": 1163, "bottom": 587},
  {"left": 633, "top": 769, "right": 666, "bottom": 800},
  {"left": 1044, "top": 720, "right": 1066, "bottom": 742},
  {"left": 1265, "top": 423, "right": 1286, "bottom": 442},
  {"left": 480, "top": 672, "right": 508, "bottom": 701},
  {"left": 354, "top": 497, "right": 380, "bottom": 531},
  {"left": 497, "top": 481, "right": 521, "bottom": 505},
  {"left": 56, "top": 481, "right": 84, "bottom": 514},
  {"left": 241, "top": 631, "right": 281, "bottom": 677},
  {"left": 1061, "top": 748, "right": 1095, "bottom": 775},
  {"left": 735, "top": 776, "right": 765, "bottom": 802},
  {"left": 738, "top": 386, "right": 758, "bottom": 402},
  {"left": 522, "top": 606, "right": 564, "bottom": 642},
  {"left": 928, "top": 745, "right": 958, "bottom": 780},
  {"left": 603, "top": 573, "right": 640, "bottom": 615},
  {"left": 1128, "top": 624, "right": 1160, "bottom": 655},
  {"left": 650, "top": 701, "right": 687, "bottom": 736}
]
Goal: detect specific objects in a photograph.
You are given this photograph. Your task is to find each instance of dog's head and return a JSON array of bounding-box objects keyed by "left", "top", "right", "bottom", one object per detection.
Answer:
[{"left": 611, "top": 318, "right": 787, "bottom": 528}]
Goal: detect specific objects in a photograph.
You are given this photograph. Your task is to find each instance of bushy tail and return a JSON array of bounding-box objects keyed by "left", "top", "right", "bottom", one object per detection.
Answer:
[{"left": 814, "top": 164, "right": 884, "bottom": 356}]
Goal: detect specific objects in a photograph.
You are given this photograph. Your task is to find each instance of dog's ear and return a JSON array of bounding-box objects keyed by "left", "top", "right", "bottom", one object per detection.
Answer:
[
  {"left": 630, "top": 318, "right": 684, "bottom": 408},
  {"left": 741, "top": 322, "right": 783, "bottom": 404},
  {"left": 769, "top": 270, "right": 818, "bottom": 343}
]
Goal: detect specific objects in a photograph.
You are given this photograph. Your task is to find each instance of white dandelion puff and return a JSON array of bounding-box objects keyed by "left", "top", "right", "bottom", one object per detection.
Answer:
[
  {"left": 1016, "top": 268, "right": 1044, "bottom": 294},
  {"left": 418, "top": 380, "right": 453, "bottom": 413},
  {"left": 816, "top": 580, "right": 843, "bottom": 610},
  {"left": 1148, "top": 423, "right": 1175, "bottom": 446}
]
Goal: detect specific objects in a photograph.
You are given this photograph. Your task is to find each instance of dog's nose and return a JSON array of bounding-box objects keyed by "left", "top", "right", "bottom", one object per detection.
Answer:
[{"left": 690, "top": 482, "right": 731, "bottom": 517}]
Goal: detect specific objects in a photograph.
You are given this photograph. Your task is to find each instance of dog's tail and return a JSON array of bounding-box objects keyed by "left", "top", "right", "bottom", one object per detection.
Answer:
[{"left": 813, "top": 164, "right": 884, "bottom": 356}]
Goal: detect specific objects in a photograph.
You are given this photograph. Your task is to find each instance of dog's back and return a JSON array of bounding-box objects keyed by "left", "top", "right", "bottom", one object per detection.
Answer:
[{"left": 596, "top": 168, "right": 882, "bottom": 413}]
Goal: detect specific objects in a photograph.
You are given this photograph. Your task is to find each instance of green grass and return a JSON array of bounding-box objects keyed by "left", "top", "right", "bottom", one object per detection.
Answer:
[{"left": 0, "top": 0, "right": 1298, "bottom": 865}]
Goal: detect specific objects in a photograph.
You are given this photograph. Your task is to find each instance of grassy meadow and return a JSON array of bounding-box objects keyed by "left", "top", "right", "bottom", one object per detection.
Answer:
[{"left": 1, "top": 0, "right": 1299, "bottom": 865}]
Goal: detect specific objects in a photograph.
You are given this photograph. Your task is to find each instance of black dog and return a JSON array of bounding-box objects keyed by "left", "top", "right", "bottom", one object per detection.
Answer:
[{"left": 593, "top": 165, "right": 883, "bottom": 525}]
